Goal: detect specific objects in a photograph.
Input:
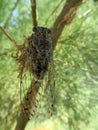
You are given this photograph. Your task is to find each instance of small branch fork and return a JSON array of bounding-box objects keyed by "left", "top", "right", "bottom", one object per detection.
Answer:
[{"left": 0, "top": 0, "right": 37, "bottom": 47}]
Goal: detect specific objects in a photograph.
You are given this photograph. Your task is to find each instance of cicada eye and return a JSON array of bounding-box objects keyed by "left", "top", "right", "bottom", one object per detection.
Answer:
[
  {"left": 47, "top": 29, "right": 51, "bottom": 34},
  {"left": 33, "top": 26, "right": 38, "bottom": 32}
]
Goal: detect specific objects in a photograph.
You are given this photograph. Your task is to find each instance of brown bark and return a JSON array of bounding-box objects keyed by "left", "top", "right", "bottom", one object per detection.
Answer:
[
  {"left": 30, "top": 0, "right": 38, "bottom": 26},
  {"left": 51, "top": 0, "right": 83, "bottom": 49},
  {"left": 14, "top": 0, "right": 83, "bottom": 130}
]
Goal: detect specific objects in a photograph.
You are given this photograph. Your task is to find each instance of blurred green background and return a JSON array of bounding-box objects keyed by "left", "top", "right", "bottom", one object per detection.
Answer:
[{"left": 0, "top": 0, "right": 98, "bottom": 130}]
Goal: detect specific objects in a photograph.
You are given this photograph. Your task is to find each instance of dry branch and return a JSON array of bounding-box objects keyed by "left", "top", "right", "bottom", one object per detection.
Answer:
[{"left": 30, "top": 0, "right": 38, "bottom": 26}]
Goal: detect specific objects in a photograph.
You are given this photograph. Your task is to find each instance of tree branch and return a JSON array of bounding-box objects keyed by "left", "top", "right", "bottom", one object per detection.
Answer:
[
  {"left": 0, "top": 26, "right": 18, "bottom": 48},
  {"left": 30, "top": 0, "right": 38, "bottom": 26},
  {"left": 51, "top": 0, "right": 83, "bottom": 49}
]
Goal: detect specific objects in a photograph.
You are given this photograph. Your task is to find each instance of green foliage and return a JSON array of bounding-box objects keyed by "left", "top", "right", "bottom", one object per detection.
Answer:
[{"left": 0, "top": 0, "right": 98, "bottom": 130}]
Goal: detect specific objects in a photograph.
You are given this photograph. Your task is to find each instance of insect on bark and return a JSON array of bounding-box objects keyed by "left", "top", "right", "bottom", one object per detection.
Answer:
[{"left": 16, "top": 26, "right": 55, "bottom": 119}]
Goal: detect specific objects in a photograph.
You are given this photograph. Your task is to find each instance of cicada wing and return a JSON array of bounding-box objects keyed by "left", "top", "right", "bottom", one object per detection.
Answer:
[
  {"left": 19, "top": 72, "right": 44, "bottom": 119},
  {"left": 19, "top": 71, "right": 38, "bottom": 119},
  {"left": 37, "top": 56, "right": 55, "bottom": 117},
  {"left": 45, "top": 57, "right": 56, "bottom": 116}
]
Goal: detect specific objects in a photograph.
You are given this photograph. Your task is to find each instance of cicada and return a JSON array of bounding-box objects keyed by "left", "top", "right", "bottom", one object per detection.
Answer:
[{"left": 16, "top": 26, "right": 55, "bottom": 119}]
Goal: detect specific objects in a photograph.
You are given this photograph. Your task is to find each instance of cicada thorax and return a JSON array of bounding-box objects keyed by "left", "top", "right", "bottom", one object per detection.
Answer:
[{"left": 27, "top": 26, "right": 53, "bottom": 81}]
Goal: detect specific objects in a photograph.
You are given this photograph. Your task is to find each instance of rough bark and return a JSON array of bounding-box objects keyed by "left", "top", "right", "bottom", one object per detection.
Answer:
[{"left": 15, "top": 0, "right": 83, "bottom": 130}]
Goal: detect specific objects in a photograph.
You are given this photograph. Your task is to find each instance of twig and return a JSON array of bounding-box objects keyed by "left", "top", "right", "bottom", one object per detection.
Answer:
[
  {"left": 0, "top": 26, "right": 18, "bottom": 48},
  {"left": 4, "top": 0, "right": 19, "bottom": 28},
  {"left": 44, "top": 0, "right": 64, "bottom": 26},
  {"left": 30, "top": 0, "right": 38, "bottom": 27},
  {"left": 54, "top": 58, "right": 69, "bottom": 66}
]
